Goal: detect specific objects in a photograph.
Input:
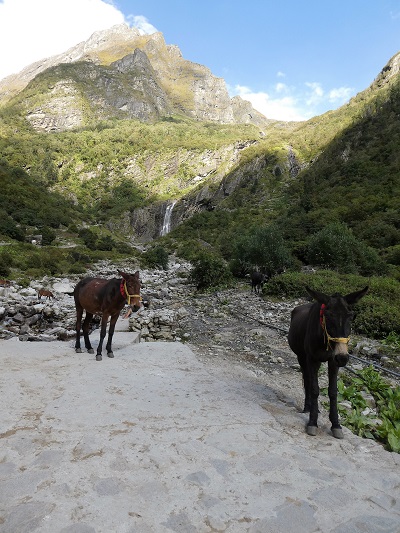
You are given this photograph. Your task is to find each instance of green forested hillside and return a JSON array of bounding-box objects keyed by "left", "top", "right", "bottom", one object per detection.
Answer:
[{"left": 280, "top": 81, "right": 400, "bottom": 251}]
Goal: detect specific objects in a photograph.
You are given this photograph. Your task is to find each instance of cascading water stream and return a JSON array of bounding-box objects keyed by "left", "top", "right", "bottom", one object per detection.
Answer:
[{"left": 160, "top": 201, "right": 177, "bottom": 236}]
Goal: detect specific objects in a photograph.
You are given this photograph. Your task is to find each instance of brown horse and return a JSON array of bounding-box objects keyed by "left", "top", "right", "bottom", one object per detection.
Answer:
[
  {"left": 73, "top": 270, "right": 141, "bottom": 361},
  {"left": 38, "top": 289, "right": 54, "bottom": 300}
]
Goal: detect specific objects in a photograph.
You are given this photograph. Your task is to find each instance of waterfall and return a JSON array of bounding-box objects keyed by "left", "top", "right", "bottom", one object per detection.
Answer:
[{"left": 160, "top": 201, "right": 176, "bottom": 236}]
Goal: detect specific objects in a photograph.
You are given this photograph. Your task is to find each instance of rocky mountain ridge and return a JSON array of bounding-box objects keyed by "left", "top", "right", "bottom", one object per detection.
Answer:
[{"left": 1, "top": 24, "right": 271, "bottom": 130}]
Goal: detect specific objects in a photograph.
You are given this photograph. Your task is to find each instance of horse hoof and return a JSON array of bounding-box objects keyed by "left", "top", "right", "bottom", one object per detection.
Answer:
[
  {"left": 96, "top": 355, "right": 102, "bottom": 361},
  {"left": 307, "top": 425, "right": 317, "bottom": 436},
  {"left": 332, "top": 427, "right": 344, "bottom": 439},
  {"left": 107, "top": 352, "right": 114, "bottom": 358},
  {"left": 75, "top": 348, "right": 82, "bottom": 353},
  {"left": 88, "top": 349, "right": 94, "bottom": 354}
]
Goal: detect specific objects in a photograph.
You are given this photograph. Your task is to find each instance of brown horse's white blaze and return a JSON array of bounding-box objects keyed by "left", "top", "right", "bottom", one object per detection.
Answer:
[
  {"left": 73, "top": 270, "right": 141, "bottom": 361},
  {"left": 288, "top": 286, "right": 368, "bottom": 439}
]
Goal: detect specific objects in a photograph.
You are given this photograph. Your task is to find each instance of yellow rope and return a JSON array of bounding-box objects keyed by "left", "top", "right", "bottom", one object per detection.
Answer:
[
  {"left": 124, "top": 281, "right": 141, "bottom": 305},
  {"left": 321, "top": 316, "right": 350, "bottom": 351}
]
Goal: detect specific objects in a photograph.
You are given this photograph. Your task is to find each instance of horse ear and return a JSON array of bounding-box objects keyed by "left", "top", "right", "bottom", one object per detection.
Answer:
[
  {"left": 134, "top": 271, "right": 140, "bottom": 279},
  {"left": 117, "top": 270, "right": 128, "bottom": 279},
  {"left": 306, "top": 286, "right": 329, "bottom": 305},
  {"left": 344, "top": 286, "right": 368, "bottom": 305}
]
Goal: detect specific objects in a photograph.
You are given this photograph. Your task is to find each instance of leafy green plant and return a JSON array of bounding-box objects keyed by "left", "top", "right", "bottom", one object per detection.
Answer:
[
  {"left": 328, "top": 367, "right": 400, "bottom": 452},
  {"left": 382, "top": 331, "right": 400, "bottom": 351}
]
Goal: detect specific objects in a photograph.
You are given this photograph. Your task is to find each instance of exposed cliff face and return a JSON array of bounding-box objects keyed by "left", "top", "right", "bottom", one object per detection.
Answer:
[
  {"left": 125, "top": 141, "right": 306, "bottom": 241},
  {"left": 1, "top": 23, "right": 270, "bottom": 131},
  {"left": 126, "top": 140, "right": 258, "bottom": 241}
]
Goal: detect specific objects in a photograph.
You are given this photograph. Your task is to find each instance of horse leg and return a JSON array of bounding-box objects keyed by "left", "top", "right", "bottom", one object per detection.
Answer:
[
  {"left": 82, "top": 312, "right": 94, "bottom": 354},
  {"left": 297, "top": 354, "right": 311, "bottom": 413},
  {"left": 328, "top": 360, "right": 343, "bottom": 439},
  {"left": 96, "top": 314, "right": 108, "bottom": 361},
  {"left": 307, "top": 361, "right": 321, "bottom": 436},
  {"left": 105, "top": 313, "right": 119, "bottom": 358},
  {"left": 75, "top": 305, "right": 83, "bottom": 353},
  {"left": 301, "top": 366, "right": 312, "bottom": 413}
]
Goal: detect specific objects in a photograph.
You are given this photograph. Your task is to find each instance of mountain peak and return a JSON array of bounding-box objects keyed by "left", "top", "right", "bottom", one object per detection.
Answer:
[{"left": 0, "top": 23, "right": 270, "bottom": 129}]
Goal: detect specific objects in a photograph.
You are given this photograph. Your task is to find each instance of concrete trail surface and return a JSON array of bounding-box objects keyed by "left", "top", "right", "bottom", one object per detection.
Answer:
[{"left": 0, "top": 322, "right": 399, "bottom": 533}]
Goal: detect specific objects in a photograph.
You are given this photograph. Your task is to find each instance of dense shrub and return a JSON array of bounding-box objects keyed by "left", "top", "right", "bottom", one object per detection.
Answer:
[
  {"left": 0, "top": 255, "right": 11, "bottom": 277},
  {"left": 176, "top": 239, "right": 212, "bottom": 262},
  {"left": 97, "top": 235, "right": 115, "bottom": 251},
  {"left": 78, "top": 228, "right": 97, "bottom": 250},
  {"left": 189, "top": 252, "right": 233, "bottom": 290},
  {"left": 354, "top": 297, "right": 400, "bottom": 338},
  {"left": 0, "top": 214, "right": 25, "bottom": 241},
  {"left": 384, "top": 245, "right": 400, "bottom": 266},
  {"left": 307, "top": 222, "right": 386, "bottom": 275},
  {"left": 114, "top": 242, "right": 134, "bottom": 255},
  {"left": 41, "top": 226, "right": 57, "bottom": 246},
  {"left": 232, "top": 224, "right": 294, "bottom": 276},
  {"left": 143, "top": 246, "right": 169, "bottom": 270},
  {"left": 68, "top": 264, "right": 87, "bottom": 274}
]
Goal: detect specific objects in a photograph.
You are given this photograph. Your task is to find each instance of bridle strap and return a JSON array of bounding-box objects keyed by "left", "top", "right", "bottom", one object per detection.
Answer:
[
  {"left": 120, "top": 280, "right": 142, "bottom": 305},
  {"left": 320, "top": 305, "right": 350, "bottom": 351}
]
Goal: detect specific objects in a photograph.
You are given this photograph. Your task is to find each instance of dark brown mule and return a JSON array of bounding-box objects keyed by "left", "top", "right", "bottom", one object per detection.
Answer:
[
  {"left": 288, "top": 286, "right": 368, "bottom": 439},
  {"left": 73, "top": 270, "right": 141, "bottom": 361},
  {"left": 251, "top": 271, "right": 267, "bottom": 294}
]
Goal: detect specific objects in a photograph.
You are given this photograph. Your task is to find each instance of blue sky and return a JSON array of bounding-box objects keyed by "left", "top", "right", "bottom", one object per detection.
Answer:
[{"left": 1, "top": 0, "right": 400, "bottom": 121}]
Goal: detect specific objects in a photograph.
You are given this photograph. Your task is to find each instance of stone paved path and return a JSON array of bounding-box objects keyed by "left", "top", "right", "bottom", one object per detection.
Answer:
[{"left": 0, "top": 329, "right": 399, "bottom": 533}]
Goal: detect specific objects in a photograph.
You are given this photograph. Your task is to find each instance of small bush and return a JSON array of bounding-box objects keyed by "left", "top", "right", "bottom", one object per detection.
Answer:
[
  {"left": 0, "top": 249, "right": 13, "bottom": 277},
  {"left": 41, "top": 226, "right": 57, "bottom": 246},
  {"left": 27, "top": 252, "right": 43, "bottom": 269},
  {"left": 307, "top": 222, "right": 386, "bottom": 275},
  {"left": 115, "top": 242, "right": 134, "bottom": 255},
  {"left": 68, "top": 264, "right": 87, "bottom": 274},
  {"left": 384, "top": 245, "right": 400, "bottom": 266},
  {"left": 143, "top": 246, "right": 169, "bottom": 270},
  {"left": 0, "top": 257, "right": 11, "bottom": 277},
  {"left": 0, "top": 216, "right": 25, "bottom": 241},
  {"left": 97, "top": 235, "right": 115, "bottom": 251},
  {"left": 78, "top": 228, "right": 97, "bottom": 250},
  {"left": 232, "top": 224, "right": 294, "bottom": 277},
  {"left": 353, "top": 297, "right": 400, "bottom": 338},
  {"left": 189, "top": 252, "right": 233, "bottom": 290}
]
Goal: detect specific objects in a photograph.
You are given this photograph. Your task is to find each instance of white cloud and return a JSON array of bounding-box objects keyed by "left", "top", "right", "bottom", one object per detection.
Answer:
[
  {"left": 328, "top": 86, "right": 354, "bottom": 102},
  {"left": 128, "top": 15, "right": 158, "bottom": 35},
  {"left": 305, "top": 82, "right": 324, "bottom": 106},
  {"left": 233, "top": 78, "right": 355, "bottom": 122},
  {"left": 234, "top": 84, "right": 311, "bottom": 122},
  {"left": 0, "top": 0, "right": 156, "bottom": 81},
  {"left": 275, "top": 82, "right": 288, "bottom": 93}
]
